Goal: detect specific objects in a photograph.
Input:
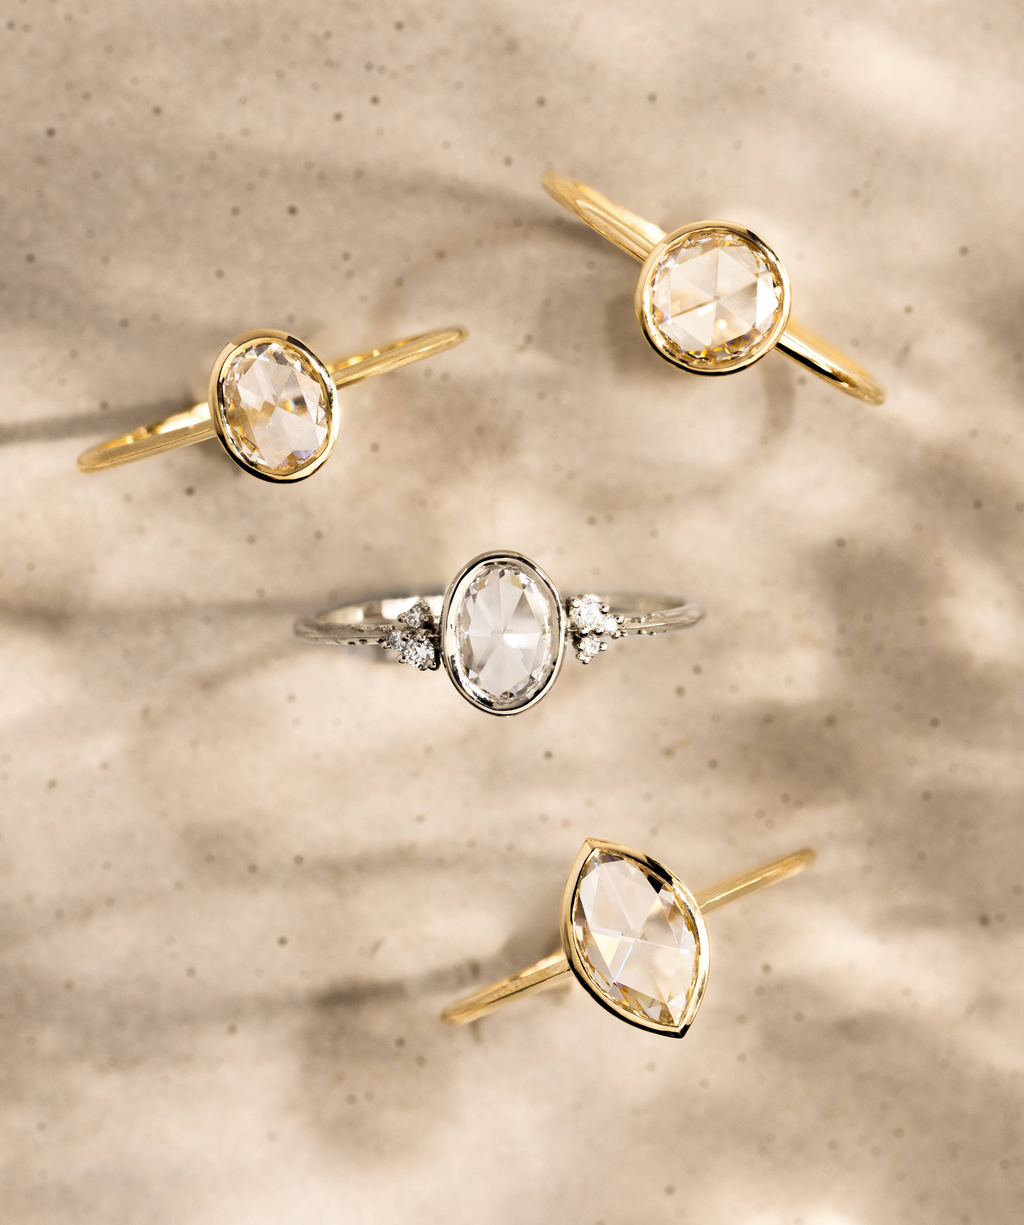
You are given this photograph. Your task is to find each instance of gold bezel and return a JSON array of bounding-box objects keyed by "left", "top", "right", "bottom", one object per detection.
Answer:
[
  {"left": 440, "top": 550, "right": 568, "bottom": 717},
  {"left": 560, "top": 838, "right": 711, "bottom": 1038},
  {"left": 207, "top": 329, "right": 341, "bottom": 484},
  {"left": 634, "top": 221, "right": 792, "bottom": 376}
]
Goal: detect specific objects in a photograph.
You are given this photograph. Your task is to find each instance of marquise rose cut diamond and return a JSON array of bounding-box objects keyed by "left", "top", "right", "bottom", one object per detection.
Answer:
[
  {"left": 220, "top": 340, "right": 330, "bottom": 475},
  {"left": 649, "top": 230, "right": 782, "bottom": 365},
  {"left": 571, "top": 849, "right": 698, "bottom": 1027}
]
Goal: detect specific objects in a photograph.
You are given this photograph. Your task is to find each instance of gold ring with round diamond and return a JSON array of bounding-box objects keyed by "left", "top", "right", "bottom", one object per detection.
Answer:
[
  {"left": 77, "top": 326, "right": 468, "bottom": 482},
  {"left": 542, "top": 171, "right": 885, "bottom": 405},
  {"left": 440, "top": 840, "right": 815, "bottom": 1037},
  {"left": 293, "top": 550, "right": 704, "bottom": 717}
]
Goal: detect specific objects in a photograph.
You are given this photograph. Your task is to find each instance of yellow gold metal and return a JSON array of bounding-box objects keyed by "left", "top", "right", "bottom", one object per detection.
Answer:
[
  {"left": 441, "top": 842, "right": 815, "bottom": 1036},
  {"left": 542, "top": 170, "right": 885, "bottom": 405},
  {"left": 77, "top": 325, "right": 468, "bottom": 479}
]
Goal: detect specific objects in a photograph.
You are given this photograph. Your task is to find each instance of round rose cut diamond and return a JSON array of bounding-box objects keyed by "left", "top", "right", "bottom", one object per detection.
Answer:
[
  {"left": 217, "top": 338, "right": 332, "bottom": 477},
  {"left": 570, "top": 849, "right": 700, "bottom": 1029},
  {"left": 642, "top": 227, "right": 785, "bottom": 368},
  {"left": 442, "top": 554, "right": 565, "bottom": 714}
]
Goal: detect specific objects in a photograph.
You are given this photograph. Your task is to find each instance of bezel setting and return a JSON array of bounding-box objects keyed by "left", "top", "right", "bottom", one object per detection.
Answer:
[
  {"left": 560, "top": 838, "right": 711, "bottom": 1038},
  {"left": 634, "top": 221, "right": 792, "bottom": 375},
  {"left": 208, "top": 329, "right": 341, "bottom": 483},
  {"left": 440, "top": 550, "right": 567, "bottom": 716}
]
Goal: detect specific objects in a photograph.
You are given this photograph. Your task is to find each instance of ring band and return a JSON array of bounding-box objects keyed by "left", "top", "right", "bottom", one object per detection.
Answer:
[
  {"left": 77, "top": 325, "right": 467, "bottom": 482},
  {"left": 441, "top": 840, "right": 815, "bottom": 1037},
  {"left": 294, "top": 549, "right": 703, "bottom": 716},
  {"left": 542, "top": 171, "right": 885, "bottom": 405}
]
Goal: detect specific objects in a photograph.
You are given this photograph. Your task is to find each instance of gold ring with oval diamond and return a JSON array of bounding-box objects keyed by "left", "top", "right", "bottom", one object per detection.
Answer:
[
  {"left": 293, "top": 550, "right": 703, "bottom": 717},
  {"left": 542, "top": 171, "right": 885, "bottom": 406},
  {"left": 76, "top": 326, "right": 468, "bottom": 482},
  {"left": 441, "top": 839, "right": 815, "bottom": 1037}
]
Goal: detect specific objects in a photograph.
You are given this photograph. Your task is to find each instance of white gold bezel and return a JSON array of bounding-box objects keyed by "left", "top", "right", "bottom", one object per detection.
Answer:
[{"left": 440, "top": 550, "right": 568, "bottom": 717}]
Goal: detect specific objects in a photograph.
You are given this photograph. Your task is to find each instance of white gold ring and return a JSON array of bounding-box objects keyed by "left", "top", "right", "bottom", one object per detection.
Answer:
[{"left": 294, "top": 550, "right": 704, "bottom": 717}]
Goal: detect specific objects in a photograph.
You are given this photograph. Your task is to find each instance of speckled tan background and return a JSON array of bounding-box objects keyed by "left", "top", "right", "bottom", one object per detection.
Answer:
[{"left": 0, "top": 1, "right": 1021, "bottom": 1221}]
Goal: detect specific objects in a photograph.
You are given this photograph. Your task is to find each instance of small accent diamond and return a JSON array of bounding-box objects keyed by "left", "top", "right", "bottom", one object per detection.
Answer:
[
  {"left": 578, "top": 635, "right": 603, "bottom": 662},
  {"left": 569, "top": 594, "right": 606, "bottom": 634},
  {"left": 402, "top": 600, "right": 431, "bottom": 630},
  {"left": 387, "top": 629, "right": 406, "bottom": 653},
  {"left": 401, "top": 635, "right": 436, "bottom": 671}
]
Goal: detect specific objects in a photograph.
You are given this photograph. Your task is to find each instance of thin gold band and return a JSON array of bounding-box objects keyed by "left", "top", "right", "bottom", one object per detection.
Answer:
[
  {"left": 542, "top": 172, "right": 885, "bottom": 406},
  {"left": 76, "top": 326, "right": 467, "bottom": 473},
  {"left": 440, "top": 847, "right": 815, "bottom": 1026}
]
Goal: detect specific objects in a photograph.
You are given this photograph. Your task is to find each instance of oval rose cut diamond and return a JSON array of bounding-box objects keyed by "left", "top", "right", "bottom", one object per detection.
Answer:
[
  {"left": 217, "top": 339, "right": 332, "bottom": 477},
  {"left": 443, "top": 554, "right": 564, "bottom": 714},
  {"left": 570, "top": 848, "right": 701, "bottom": 1030},
  {"left": 644, "top": 227, "right": 784, "bottom": 368}
]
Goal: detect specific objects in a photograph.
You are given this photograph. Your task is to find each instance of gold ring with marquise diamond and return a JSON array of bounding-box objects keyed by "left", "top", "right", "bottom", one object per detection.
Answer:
[
  {"left": 293, "top": 549, "right": 704, "bottom": 717},
  {"left": 441, "top": 840, "right": 815, "bottom": 1037},
  {"left": 542, "top": 170, "right": 885, "bottom": 405},
  {"left": 77, "top": 325, "right": 467, "bottom": 482}
]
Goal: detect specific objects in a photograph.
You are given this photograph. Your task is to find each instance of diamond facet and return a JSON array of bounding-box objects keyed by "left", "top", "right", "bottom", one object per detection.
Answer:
[
  {"left": 646, "top": 229, "right": 783, "bottom": 366},
  {"left": 445, "top": 555, "right": 562, "bottom": 713},
  {"left": 218, "top": 339, "right": 331, "bottom": 476},
  {"left": 571, "top": 849, "right": 698, "bottom": 1028}
]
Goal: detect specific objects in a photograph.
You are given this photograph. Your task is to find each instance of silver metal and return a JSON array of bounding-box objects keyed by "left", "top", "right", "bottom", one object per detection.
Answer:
[
  {"left": 295, "top": 596, "right": 446, "bottom": 648},
  {"left": 294, "top": 550, "right": 705, "bottom": 717}
]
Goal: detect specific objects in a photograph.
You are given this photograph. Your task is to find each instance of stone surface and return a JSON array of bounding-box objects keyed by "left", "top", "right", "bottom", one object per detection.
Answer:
[
  {"left": 449, "top": 558, "right": 559, "bottom": 710},
  {"left": 219, "top": 340, "right": 330, "bottom": 475},
  {"left": 648, "top": 230, "right": 782, "bottom": 364},
  {"left": 572, "top": 850, "right": 697, "bottom": 1027}
]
